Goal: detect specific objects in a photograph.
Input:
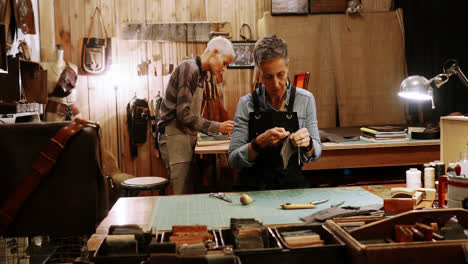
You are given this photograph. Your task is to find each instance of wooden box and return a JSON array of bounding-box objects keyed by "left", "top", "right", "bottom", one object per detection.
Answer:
[
  {"left": 156, "top": 224, "right": 347, "bottom": 264},
  {"left": 325, "top": 208, "right": 468, "bottom": 264},
  {"left": 440, "top": 116, "right": 468, "bottom": 167},
  {"left": 224, "top": 224, "right": 347, "bottom": 264}
]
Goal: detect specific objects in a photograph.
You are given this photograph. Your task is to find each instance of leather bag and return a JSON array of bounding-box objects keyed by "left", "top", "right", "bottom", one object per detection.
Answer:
[
  {"left": 126, "top": 97, "right": 149, "bottom": 157},
  {"left": 49, "top": 65, "right": 78, "bottom": 98},
  {"left": 201, "top": 73, "right": 229, "bottom": 122},
  {"left": 81, "top": 7, "right": 111, "bottom": 75}
]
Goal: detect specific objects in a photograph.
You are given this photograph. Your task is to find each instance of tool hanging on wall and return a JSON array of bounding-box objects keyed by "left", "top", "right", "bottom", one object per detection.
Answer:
[
  {"left": 191, "top": 24, "right": 196, "bottom": 57},
  {"left": 184, "top": 24, "right": 189, "bottom": 60},
  {"left": 149, "top": 91, "right": 163, "bottom": 153},
  {"left": 240, "top": 23, "right": 252, "bottom": 41}
]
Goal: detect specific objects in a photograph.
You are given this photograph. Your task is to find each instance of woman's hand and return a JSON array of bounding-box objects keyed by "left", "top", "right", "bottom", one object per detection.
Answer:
[
  {"left": 256, "top": 127, "right": 290, "bottom": 148},
  {"left": 290, "top": 128, "right": 311, "bottom": 148},
  {"left": 219, "top": 120, "right": 234, "bottom": 134}
]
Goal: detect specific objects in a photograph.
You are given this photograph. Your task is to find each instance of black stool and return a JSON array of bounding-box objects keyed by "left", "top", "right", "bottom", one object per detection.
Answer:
[{"left": 120, "top": 176, "right": 169, "bottom": 197}]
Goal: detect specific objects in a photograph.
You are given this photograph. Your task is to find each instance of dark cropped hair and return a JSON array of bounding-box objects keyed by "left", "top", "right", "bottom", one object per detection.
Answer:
[{"left": 253, "top": 35, "right": 288, "bottom": 67}]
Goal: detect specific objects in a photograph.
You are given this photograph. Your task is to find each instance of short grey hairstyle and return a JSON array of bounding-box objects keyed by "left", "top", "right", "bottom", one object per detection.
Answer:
[
  {"left": 206, "top": 36, "right": 235, "bottom": 58},
  {"left": 253, "top": 35, "right": 288, "bottom": 67}
]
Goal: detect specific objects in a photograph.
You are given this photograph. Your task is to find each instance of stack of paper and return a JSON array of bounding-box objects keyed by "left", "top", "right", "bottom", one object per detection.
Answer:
[{"left": 360, "top": 126, "right": 408, "bottom": 143}]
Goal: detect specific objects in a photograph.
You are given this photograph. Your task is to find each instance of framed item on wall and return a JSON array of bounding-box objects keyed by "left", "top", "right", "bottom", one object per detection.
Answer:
[
  {"left": 1, "top": 24, "right": 7, "bottom": 71},
  {"left": 271, "top": 0, "right": 309, "bottom": 15},
  {"left": 228, "top": 41, "right": 256, "bottom": 69},
  {"left": 309, "top": 0, "right": 347, "bottom": 13}
]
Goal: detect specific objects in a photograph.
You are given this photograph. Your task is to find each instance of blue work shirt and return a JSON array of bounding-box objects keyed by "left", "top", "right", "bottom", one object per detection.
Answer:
[{"left": 228, "top": 84, "right": 322, "bottom": 169}]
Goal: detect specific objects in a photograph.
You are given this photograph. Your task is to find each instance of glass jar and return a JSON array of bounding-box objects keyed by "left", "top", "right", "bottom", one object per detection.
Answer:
[
  {"left": 457, "top": 152, "right": 468, "bottom": 177},
  {"left": 447, "top": 162, "right": 457, "bottom": 177}
]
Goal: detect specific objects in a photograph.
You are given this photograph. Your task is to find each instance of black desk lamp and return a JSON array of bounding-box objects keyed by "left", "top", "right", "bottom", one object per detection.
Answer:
[{"left": 399, "top": 60, "right": 468, "bottom": 109}]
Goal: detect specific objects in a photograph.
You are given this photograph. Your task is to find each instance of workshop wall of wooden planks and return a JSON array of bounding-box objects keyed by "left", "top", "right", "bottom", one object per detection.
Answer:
[
  {"left": 38, "top": 0, "right": 404, "bottom": 179},
  {"left": 38, "top": 0, "right": 265, "bottom": 178}
]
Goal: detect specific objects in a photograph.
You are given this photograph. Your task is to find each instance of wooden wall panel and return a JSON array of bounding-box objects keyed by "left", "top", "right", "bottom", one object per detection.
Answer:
[
  {"left": 330, "top": 12, "right": 406, "bottom": 126},
  {"left": 146, "top": 0, "right": 167, "bottom": 178},
  {"left": 68, "top": 1, "right": 89, "bottom": 119},
  {"left": 261, "top": 13, "right": 338, "bottom": 128},
  {"left": 42, "top": 0, "right": 405, "bottom": 180},
  {"left": 360, "top": 0, "right": 394, "bottom": 12},
  {"left": 220, "top": 0, "right": 239, "bottom": 119},
  {"left": 116, "top": 0, "right": 133, "bottom": 173},
  {"left": 88, "top": 0, "right": 118, "bottom": 168},
  {"left": 39, "top": 0, "right": 56, "bottom": 62},
  {"left": 53, "top": 0, "right": 71, "bottom": 62},
  {"left": 206, "top": 0, "right": 220, "bottom": 22}
]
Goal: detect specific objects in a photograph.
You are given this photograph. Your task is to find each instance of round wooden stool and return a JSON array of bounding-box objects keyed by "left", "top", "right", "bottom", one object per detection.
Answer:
[{"left": 120, "top": 176, "right": 169, "bottom": 197}]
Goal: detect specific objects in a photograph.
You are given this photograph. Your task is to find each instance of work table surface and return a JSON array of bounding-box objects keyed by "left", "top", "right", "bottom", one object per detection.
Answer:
[{"left": 88, "top": 184, "right": 418, "bottom": 254}]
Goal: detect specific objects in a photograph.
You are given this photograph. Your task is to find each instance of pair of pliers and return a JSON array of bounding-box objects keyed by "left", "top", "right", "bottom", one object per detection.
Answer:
[{"left": 209, "top": 192, "right": 232, "bottom": 203}]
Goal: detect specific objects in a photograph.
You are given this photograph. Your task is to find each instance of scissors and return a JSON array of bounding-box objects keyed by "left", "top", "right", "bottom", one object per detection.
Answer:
[{"left": 209, "top": 192, "right": 232, "bottom": 203}]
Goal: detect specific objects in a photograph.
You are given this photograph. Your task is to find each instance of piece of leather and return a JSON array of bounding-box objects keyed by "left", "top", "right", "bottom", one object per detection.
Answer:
[
  {"left": 20, "top": 59, "right": 48, "bottom": 103},
  {"left": 0, "top": 119, "right": 97, "bottom": 234},
  {"left": 0, "top": 121, "right": 109, "bottom": 236},
  {"left": 126, "top": 98, "right": 149, "bottom": 157},
  {"left": 15, "top": 0, "right": 36, "bottom": 34},
  {"left": 0, "top": 56, "right": 21, "bottom": 101},
  {"left": 81, "top": 37, "right": 112, "bottom": 75},
  {"left": 201, "top": 73, "right": 229, "bottom": 122},
  {"left": 384, "top": 198, "right": 414, "bottom": 214},
  {"left": 49, "top": 65, "right": 78, "bottom": 97},
  {"left": 300, "top": 204, "right": 383, "bottom": 223}
]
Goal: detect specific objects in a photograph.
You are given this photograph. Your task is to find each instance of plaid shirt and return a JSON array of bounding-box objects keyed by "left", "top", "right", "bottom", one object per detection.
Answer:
[{"left": 157, "top": 58, "right": 220, "bottom": 135}]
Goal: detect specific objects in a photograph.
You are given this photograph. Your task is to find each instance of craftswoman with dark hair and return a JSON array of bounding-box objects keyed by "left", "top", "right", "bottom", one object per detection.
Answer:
[{"left": 228, "top": 35, "right": 322, "bottom": 190}]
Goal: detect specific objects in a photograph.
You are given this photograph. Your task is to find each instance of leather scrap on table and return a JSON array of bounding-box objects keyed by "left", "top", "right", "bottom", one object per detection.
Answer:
[
  {"left": 300, "top": 204, "right": 383, "bottom": 224},
  {"left": 319, "top": 129, "right": 360, "bottom": 143}
]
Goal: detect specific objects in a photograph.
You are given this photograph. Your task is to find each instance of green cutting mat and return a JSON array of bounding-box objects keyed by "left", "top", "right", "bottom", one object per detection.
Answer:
[{"left": 147, "top": 187, "right": 383, "bottom": 231}]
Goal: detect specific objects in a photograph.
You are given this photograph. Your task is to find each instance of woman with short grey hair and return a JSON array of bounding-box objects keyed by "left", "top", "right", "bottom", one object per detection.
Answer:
[{"left": 228, "top": 35, "right": 322, "bottom": 190}]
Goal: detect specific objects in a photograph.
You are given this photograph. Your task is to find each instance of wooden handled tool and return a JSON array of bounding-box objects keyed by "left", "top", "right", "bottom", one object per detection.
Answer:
[
  {"left": 281, "top": 199, "right": 328, "bottom": 209},
  {"left": 281, "top": 203, "right": 316, "bottom": 209}
]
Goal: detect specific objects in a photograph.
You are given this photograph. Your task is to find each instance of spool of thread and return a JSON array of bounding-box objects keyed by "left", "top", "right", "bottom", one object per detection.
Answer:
[
  {"left": 434, "top": 161, "right": 445, "bottom": 181},
  {"left": 424, "top": 167, "right": 435, "bottom": 189},
  {"left": 406, "top": 168, "right": 422, "bottom": 189}
]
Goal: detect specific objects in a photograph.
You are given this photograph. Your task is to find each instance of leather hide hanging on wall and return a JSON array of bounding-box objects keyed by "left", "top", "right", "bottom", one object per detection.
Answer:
[{"left": 13, "top": 0, "right": 36, "bottom": 34}]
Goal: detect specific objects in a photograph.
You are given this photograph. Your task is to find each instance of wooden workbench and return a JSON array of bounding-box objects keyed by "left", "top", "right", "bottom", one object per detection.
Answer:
[
  {"left": 87, "top": 184, "right": 415, "bottom": 255},
  {"left": 195, "top": 140, "right": 440, "bottom": 170}
]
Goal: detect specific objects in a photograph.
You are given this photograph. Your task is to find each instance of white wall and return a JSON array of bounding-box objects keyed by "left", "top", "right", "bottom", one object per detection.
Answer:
[{"left": 5, "top": 0, "right": 40, "bottom": 61}]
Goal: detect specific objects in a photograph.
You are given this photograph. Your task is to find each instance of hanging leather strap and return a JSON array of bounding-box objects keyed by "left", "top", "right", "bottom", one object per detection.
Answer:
[
  {"left": 86, "top": 7, "right": 108, "bottom": 47},
  {"left": 0, "top": 118, "right": 99, "bottom": 234}
]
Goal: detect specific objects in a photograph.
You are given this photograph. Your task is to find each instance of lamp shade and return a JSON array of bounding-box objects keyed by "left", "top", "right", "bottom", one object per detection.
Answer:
[{"left": 398, "top": 75, "right": 433, "bottom": 101}]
